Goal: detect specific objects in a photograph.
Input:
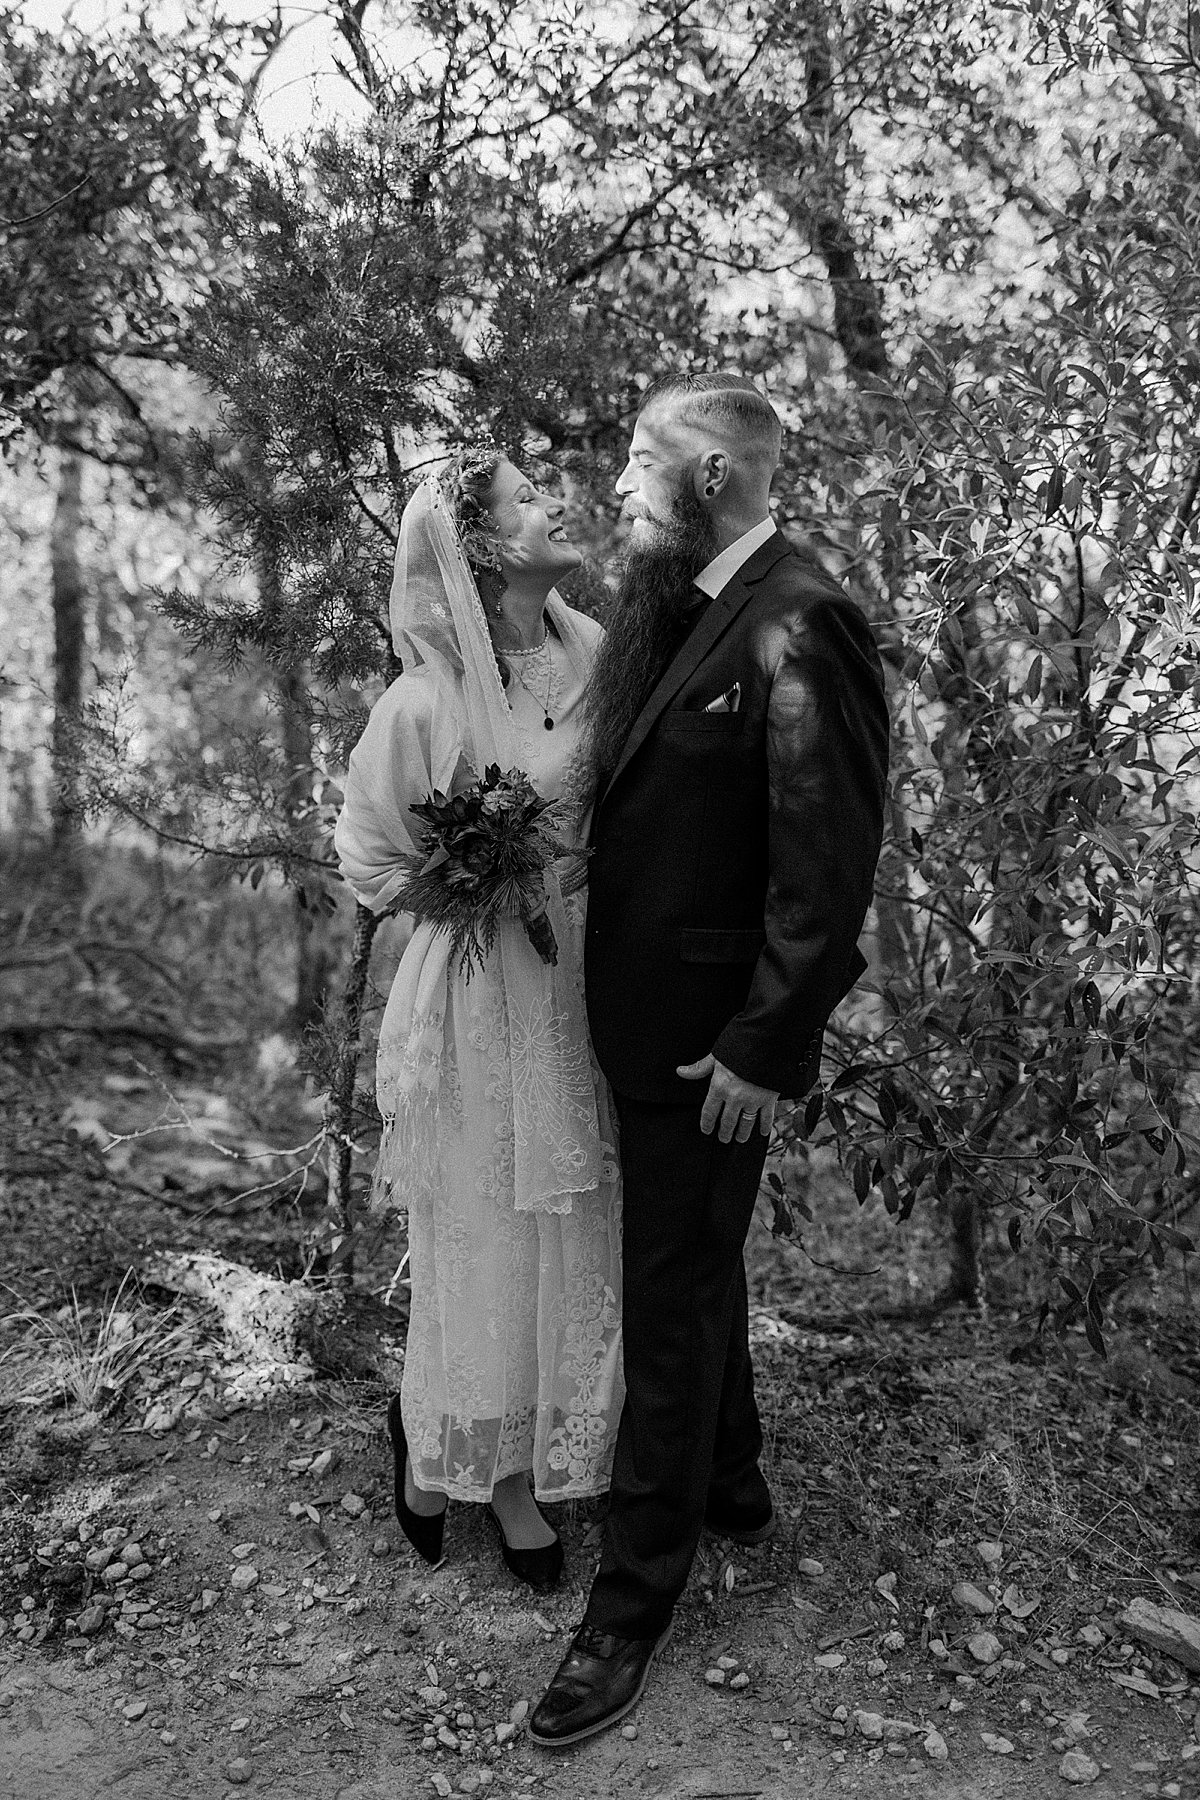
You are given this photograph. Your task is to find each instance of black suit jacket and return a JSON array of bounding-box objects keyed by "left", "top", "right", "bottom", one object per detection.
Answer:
[{"left": 584, "top": 528, "right": 889, "bottom": 1103}]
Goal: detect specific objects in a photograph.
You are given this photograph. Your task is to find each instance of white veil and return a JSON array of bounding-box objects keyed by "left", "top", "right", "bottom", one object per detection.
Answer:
[
  {"left": 335, "top": 472, "right": 606, "bottom": 1223},
  {"left": 388, "top": 475, "right": 522, "bottom": 773}
]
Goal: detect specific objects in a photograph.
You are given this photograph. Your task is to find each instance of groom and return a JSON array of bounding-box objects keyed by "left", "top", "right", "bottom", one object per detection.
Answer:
[{"left": 528, "top": 374, "right": 890, "bottom": 1746}]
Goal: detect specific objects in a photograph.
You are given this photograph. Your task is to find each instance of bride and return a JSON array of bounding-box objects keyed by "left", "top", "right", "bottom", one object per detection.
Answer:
[{"left": 335, "top": 448, "right": 623, "bottom": 1591}]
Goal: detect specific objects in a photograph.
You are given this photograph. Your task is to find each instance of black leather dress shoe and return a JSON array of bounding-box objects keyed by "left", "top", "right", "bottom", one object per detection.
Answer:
[
  {"left": 703, "top": 1496, "right": 777, "bottom": 1546},
  {"left": 527, "top": 1622, "right": 672, "bottom": 1747}
]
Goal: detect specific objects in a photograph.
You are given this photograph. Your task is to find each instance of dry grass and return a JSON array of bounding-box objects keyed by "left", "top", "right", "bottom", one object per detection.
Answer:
[
  {"left": 746, "top": 1293, "right": 1200, "bottom": 1649},
  {"left": 0, "top": 1270, "right": 191, "bottom": 1415},
  {"left": 744, "top": 1131, "right": 1199, "bottom": 1596}
]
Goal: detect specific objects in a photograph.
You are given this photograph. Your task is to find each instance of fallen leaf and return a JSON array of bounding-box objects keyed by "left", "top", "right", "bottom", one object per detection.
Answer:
[
  {"left": 874, "top": 1572, "right": 899, "bottom": 1613},
  {"left": 1001, "top": 1583, "right": 1040, "bottom": 1618},
  {"left": 817, "top": 1622, "right": 875, "bottom": 1650},
  {"left": 1109, "top": 1670, "right": 1160, "bottom": 1698}
]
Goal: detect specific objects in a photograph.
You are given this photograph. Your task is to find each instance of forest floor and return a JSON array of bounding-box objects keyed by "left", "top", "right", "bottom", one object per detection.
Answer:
[{"left": 2, "top": 850, "right": 1200, "bottom": 1800}]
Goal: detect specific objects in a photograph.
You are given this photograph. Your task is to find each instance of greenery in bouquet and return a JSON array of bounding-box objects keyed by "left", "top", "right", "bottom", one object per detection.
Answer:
[{"left": 396, "top": 766, "right": 573, "bottom": 976}]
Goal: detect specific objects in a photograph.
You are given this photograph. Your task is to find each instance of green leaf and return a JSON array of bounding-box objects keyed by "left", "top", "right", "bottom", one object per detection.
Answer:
[
  {"left": 1068, "top": 363, "right": 1109, "bottom": 399},
  {"left": 1084, "top": 1313, "right": 1107, "bottom": 1359},
  {"left": 1014, "top": 590, "right": 1041, "bottom": 635},
  {"left": 832, "top": 1062, "right": 870, "bottom": 1092},
  {"left": 802, "top": 1091, "right": 823, "bottom": 1138},
  {"left": 769, "top": 1191, "right": 795, "bottom": 1239},
  {"left": 1045, "top": 466, "right": 1065, "bottom": 518}
]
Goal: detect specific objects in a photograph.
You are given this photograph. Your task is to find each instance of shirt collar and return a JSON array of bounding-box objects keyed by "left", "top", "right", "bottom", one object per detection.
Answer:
[{"left": 693, "top": 515, "right": 777, "bottom": 600}]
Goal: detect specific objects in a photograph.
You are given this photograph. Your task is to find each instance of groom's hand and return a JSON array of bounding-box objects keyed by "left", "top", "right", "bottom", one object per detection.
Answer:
[{"left": 676, "top": 1054, "right": 779, "bottom": 1144}]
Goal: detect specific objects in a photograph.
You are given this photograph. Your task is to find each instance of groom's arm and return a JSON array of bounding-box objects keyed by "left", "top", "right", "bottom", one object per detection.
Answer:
[{"left": 711, "top": 583, "right": 889, "bottom": 1093}]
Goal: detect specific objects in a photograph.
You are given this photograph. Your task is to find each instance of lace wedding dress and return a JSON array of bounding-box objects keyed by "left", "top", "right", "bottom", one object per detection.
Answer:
[{"left": 335, "top": 479, "right": 623, "bottom": 1504}]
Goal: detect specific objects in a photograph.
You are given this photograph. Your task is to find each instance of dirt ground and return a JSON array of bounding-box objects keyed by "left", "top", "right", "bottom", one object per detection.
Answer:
[
  {"left": 2, "top": 1381, "right": 1199, "bottom": 1800},
  {"left": 3, "top": 865, "right": 1200, "bottom": 1800}
]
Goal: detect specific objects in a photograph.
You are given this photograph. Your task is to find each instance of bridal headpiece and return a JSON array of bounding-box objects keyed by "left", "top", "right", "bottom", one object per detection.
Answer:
[{"left": 438, "top": 436, "right": 505, "bottom": 589}]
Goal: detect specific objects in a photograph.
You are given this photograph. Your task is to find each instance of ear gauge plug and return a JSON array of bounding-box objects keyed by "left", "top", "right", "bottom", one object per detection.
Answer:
[{"left": 704, "top": 484, "right": 717, "bottom": 497}]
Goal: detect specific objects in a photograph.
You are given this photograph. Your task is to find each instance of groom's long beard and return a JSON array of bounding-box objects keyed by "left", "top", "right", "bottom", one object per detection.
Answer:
[{"left": 579, "top": 484, "right": 720, "bottom": 795}]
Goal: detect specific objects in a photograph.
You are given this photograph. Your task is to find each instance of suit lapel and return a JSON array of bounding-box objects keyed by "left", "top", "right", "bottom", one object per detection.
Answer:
[{"left": 599, "top": 529, "right": 792, "bottom": 810}]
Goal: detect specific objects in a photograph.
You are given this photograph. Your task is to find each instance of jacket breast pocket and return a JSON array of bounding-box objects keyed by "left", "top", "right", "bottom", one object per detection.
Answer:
[
  {"left": 679, "top": 927, "right": 766, "bottom": 963},
  {"left": 659, "top": 708, "right": 747, "bottom": 735}
]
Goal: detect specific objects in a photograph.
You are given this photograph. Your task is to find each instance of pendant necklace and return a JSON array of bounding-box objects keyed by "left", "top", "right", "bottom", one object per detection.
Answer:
[{"left": 505, "top": 636, "right": 556, "bottom": 731}]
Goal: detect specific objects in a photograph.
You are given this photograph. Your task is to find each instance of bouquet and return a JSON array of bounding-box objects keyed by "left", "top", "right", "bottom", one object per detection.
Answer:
[{"left": 395, "top": 765, "right": 573, "bottom": 976}]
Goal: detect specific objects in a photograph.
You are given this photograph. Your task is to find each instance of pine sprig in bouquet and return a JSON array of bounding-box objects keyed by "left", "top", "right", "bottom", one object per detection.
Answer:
[{"left": 395, "top": 765, "right": 572, "bottom": 975}]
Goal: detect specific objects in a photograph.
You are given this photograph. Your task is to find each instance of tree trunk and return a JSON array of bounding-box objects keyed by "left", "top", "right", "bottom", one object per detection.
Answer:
[
  {"left": 802, "top": 7, "right": 890, "bottom": 386},
  {"left": 50, "top": 447, "right": 85, "bottom": 856},
  {"left": 252, "top": 469, "right": 332, "bottom": 1035},
  {"left": 279, "top": 659, "right": 334, "bottom": 1034},
  {"left": 324, "top": 901, "right": 381, "bottom": 1287}
]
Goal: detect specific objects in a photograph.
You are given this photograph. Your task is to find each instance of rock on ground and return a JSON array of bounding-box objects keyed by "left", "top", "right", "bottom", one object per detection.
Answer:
[
  {"left": 1059, "top": 1748, "right": 1101, "bottom": 1784},
  {"left": 1119, "top": 1596, "right": 1200, "bottom": 1674}
]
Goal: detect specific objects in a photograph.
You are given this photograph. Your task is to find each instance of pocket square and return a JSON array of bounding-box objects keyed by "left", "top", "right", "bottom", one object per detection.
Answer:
[{"left": 704, "top": 682, "right": 741, "bottom": 714}]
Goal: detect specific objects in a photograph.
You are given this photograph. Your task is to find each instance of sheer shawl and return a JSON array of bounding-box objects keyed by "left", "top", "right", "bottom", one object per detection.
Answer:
[{"left": 334, "top": 476, "right": 605, "bottom": 1218}]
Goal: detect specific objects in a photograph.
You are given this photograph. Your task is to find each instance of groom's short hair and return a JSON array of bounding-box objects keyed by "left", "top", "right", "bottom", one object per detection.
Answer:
[{"left": 639, "top": 373, "right": 782, "bottom": 470}]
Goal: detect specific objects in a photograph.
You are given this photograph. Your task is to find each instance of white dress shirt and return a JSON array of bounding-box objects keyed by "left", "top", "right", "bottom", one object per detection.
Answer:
[{"left": 694, "top": 515, "right": 777, "bottom": 600}]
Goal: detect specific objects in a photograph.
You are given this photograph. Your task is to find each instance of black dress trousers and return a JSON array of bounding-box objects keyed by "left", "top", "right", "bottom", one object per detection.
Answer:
[{"left": 582, "top": 1092, "right": 770, "bottom": 1638}]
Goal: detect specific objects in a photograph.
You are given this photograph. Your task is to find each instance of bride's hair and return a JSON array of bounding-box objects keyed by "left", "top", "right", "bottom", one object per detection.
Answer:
[{"left": 441, "top": 449, "right": 511, "bottom": 688}]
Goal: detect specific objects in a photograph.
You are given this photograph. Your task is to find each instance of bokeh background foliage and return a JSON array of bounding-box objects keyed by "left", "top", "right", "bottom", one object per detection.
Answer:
[{"left": 1, "top": 0, "right": 1197, "bottom": 1332}]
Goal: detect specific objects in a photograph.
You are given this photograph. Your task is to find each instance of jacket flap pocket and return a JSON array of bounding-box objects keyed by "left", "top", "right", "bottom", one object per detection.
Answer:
[{"left": 680, "top": 927, "right": 767, "bottom": 964}]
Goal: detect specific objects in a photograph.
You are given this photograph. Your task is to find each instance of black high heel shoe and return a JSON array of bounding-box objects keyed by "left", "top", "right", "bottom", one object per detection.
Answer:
[
  {"left": 487, "top": 1496, "right": 564, "bottom": 1593},
  {"left": 387, "top": 1394, "right": 446, "bottom": 1565}
]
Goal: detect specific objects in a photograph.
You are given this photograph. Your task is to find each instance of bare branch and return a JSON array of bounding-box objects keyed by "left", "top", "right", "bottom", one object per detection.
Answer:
[
  {"left": 329, "top": 0, "right": 388, "bottom": 105},
  {"left": 0, "top": 172, "right": 92, "bottom": 230}
]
